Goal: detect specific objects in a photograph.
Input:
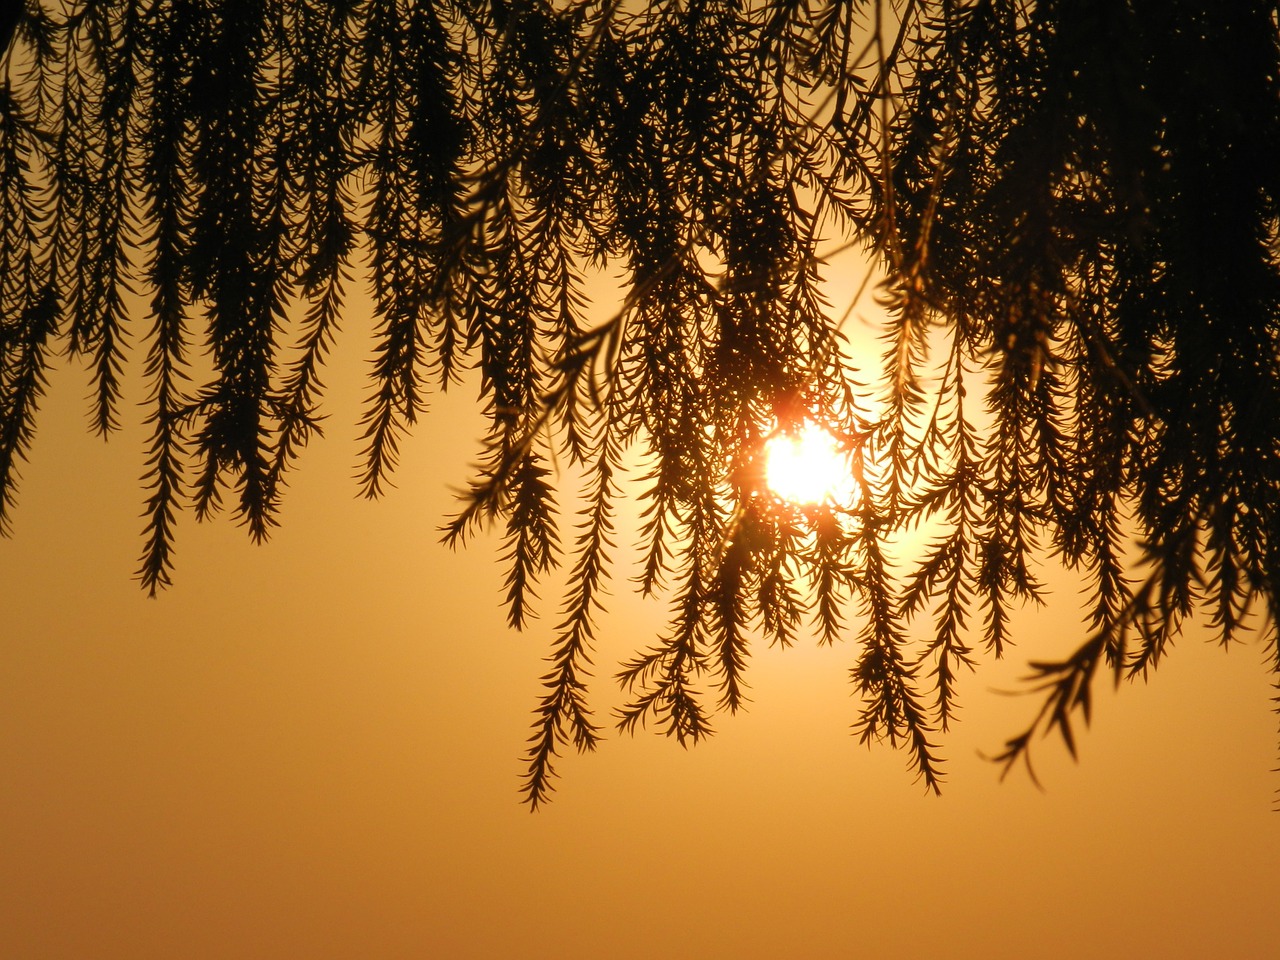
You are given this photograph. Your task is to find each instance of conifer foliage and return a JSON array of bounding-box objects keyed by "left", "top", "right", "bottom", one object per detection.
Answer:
[{"left": 2, "top": 1, "right": 1278, "bottom": 806}]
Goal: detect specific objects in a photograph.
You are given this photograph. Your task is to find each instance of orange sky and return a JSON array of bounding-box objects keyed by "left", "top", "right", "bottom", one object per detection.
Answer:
[{"left": 2, "top": 309, "right": 1279, "bottom": 959}]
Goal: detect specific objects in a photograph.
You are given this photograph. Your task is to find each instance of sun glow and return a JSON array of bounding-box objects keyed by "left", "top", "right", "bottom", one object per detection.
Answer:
[{"left": 764, "top": 422, "right": 858, "bottom": 507}]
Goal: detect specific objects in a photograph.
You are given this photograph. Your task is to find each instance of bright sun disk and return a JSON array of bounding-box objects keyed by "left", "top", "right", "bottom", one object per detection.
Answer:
[{"left": 764, "top": 422, "right": 857, "bottom": 506}]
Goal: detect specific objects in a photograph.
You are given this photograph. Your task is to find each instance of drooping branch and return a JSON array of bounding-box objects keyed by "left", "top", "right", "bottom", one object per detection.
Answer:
[{"left": 2, "top": 0, "right": 1279, "bottom": 806}]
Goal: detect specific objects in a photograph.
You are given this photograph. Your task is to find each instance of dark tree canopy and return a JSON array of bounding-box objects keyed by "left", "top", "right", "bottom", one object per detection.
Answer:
[{"left": 2, "top": 0, "right": 1279, "bottom": 806}]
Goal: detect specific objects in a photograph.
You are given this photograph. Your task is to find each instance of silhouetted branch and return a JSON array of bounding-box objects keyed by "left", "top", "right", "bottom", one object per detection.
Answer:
[{"left": 3, "top": 0, "right": 1279, "bottom": 807}]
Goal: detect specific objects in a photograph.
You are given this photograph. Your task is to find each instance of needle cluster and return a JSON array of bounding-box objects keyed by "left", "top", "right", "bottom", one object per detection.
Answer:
[{"left": 2, "top": 1, "right": 1278, "bottom": 806}]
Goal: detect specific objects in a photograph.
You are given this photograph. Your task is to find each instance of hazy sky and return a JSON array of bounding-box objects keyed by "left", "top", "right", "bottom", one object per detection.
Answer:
[{"left": 3, "top": 303, "right": 1279, "bottom": 959}]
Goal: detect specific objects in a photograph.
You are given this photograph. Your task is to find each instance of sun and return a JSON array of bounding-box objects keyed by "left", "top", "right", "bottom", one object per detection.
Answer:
[{"left": 763, "top": 422, "right": 858, "bottom": 507}]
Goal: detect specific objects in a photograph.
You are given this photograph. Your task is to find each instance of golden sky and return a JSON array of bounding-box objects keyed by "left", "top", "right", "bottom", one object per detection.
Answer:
[{"left": 2, "top": 306, "right": 1279, "bottom": 959}]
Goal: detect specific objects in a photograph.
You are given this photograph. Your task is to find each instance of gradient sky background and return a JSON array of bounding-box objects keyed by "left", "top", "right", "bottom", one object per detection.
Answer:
[{"left": 3, "top": 273, "right": 1280, "bottom": 959}]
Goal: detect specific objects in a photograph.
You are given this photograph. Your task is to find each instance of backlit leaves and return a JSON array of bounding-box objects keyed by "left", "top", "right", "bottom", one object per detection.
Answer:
[{"left": 2, "top": 0, "right": 1279, "bottom": 805}]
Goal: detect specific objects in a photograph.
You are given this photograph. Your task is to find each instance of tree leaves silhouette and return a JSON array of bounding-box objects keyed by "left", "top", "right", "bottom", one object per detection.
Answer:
[{"left": 2, "top": 0, "right": 1278, "bottom": 807}]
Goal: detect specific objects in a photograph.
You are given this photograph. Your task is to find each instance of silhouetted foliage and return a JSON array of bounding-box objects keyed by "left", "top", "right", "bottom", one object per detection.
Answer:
[{"left": 2, "top": 0, "right": 1278, "bottom": 807}]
